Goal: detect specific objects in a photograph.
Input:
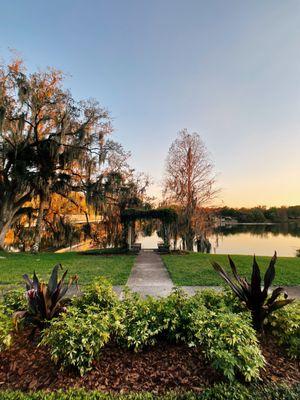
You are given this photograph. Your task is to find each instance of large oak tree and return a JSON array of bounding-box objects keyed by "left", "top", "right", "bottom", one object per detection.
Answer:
[{"left": 0, "top": 59, "right": 111, "bottom": 250}]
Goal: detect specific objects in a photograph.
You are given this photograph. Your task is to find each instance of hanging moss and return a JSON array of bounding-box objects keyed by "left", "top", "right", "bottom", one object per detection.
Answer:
[{"left": 120, "top": 208, "right": 177, "bottom": 224}]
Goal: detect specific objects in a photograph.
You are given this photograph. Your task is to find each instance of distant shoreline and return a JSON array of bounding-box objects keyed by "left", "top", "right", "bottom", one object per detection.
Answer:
[{"left": 234, "top": 222, "right": 277, "bottom": 225}]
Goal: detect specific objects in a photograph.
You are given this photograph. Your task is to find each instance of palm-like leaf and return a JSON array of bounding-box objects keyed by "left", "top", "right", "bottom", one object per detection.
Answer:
[
  {"left": 211, "top": 252, "right": 294, "bottom": 331},
  {"left": 263, "top": 252, "right": 277, "bottom": 297},
  {"left": 14, "top": 264, "right": 78, "bottom": 331}
]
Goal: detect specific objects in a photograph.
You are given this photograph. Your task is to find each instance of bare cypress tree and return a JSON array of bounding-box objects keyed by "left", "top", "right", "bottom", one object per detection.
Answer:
[{"left": 163, "top": 129, "right": 218, "bottom": 251}]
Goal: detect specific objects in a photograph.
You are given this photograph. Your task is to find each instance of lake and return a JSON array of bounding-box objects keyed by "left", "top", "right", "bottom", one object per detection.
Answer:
[{"left": 136, "top": 223, "right": 300, "bottom": 257}]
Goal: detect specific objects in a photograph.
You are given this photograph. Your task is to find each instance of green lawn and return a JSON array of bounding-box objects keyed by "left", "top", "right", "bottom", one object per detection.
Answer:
[
  {"left": 162, "top": 253, "right": 300, "bottom": 286},
  {"left": 0, "top": 251, "right": 135, "bottom": 289}
]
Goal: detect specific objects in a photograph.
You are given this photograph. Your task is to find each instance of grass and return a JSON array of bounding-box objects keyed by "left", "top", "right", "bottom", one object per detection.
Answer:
[
  {"left": 0, "top": 251, "right": 135, "bottom": 289},
  {"left": 162, "top": 253, "right": 300, "bottom": 286}
]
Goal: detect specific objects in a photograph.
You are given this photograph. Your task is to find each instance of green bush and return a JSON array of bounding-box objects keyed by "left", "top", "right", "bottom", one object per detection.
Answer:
[
  {"left": 1, "top": 282, "right": 289, "bottom": 383},
  {"left": 73, "top": 277, "right": 118, "bottom": 311},
  {"left": 189, "top": 307, "right": 265, "bottom": 381},
  {"left": 116, "top": 290, "right": 166, "bottom": 350},
  {"left": 0, "top": 304, "right": 13, "bottom": 351},
  {"left": 0, "top": 384, "right": 299, "bottom": 399},
  {"left": 201, "top": 382, "right": 300, "bottom": 400},
  {"left": 158, "top": 289, "right": 193, "bottom": 343},
  {"left": 40, "top": 306, "right": 110, "bottom": 375},
  {"left": 2, "top": 288, "right": 27, "bottom": 314},
  {"left": 266, "top": 301, "right": 300, "bottom": 358}
]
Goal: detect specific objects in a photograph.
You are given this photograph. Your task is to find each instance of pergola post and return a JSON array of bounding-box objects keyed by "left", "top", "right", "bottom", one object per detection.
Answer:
[{"left": 127, "top": 224, "right": 132, "bottom": 250}]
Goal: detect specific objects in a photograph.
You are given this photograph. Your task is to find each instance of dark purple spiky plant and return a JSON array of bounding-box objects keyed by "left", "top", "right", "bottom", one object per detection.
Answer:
[{"left": 212, "top": 252, "right": 294, "bottom": 331}]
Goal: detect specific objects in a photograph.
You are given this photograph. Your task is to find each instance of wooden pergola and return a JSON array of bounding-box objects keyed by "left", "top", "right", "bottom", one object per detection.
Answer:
[{"left": 120, "top": 208, "right": 177, "bottom": 250}]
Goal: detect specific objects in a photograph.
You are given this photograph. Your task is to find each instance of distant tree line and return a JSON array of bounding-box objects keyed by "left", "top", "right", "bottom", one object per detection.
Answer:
[{"left": 218, "top": 206, "right": 300, "bottom": 223}]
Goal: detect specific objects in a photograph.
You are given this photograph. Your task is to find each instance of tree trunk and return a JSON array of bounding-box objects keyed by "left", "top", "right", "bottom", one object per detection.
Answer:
[
  {"left": 31, "top": 195, "right": 46, "bottom": 254},
  {"left": 196, "top": 235, "right": 211, "bottom": 253},
  {"left": 0, "top": 200, "right": 18, "bottom": 250},
  {"left": 185, "top": 228, "right": 194, "bottom": 251},
  {"left": 0, "top": 220, "right": 11, "bottom": 250}
]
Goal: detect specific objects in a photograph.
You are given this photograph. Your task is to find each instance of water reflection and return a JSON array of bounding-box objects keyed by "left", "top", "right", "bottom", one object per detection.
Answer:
[
  {"left": 136, "top": 223, "right": 300, "bottom": 257},
  {"left": 214, "top": 222, "right": 300, "bottom": 238},
  {"left": 210, "top": 223, "right": 300, "bottom": 257}
]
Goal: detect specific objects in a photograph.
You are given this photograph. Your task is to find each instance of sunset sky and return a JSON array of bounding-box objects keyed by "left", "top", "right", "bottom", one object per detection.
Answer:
[{"left": 1, "top": 0, "right": 300, "bottom": 207}]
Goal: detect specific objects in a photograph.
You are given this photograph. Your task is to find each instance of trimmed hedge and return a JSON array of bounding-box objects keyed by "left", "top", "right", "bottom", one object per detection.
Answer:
[{"left": 0, "top": 383, "right": 299, "bottom": 399}]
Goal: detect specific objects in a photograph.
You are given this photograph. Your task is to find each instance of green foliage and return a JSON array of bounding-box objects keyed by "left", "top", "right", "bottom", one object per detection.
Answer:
[
  {"left": 266, "top": 301, "right": 300, "bottom": 358},
  {"left": 219, "top": 204, "right": 300, "bottom": 223},
  {"left": 40, "top": 306, "right": 110, "bottom": 376},
  {"left": 115, "top": 288, "right": 238, "bottom": 351},
  {"left": 120, "top": 208, "right": 177, "bottom": 224},
  {"left": 45, "top": 283, "right": 264, "bottom": 381},
  {"left": 0, "top": 304, "right": 13, "bottom": 350},
  {"left": 189, "top": 307, "right": 265, "bottom": 381},
  {"left": 0, "top": 384, "right": 299, "bottom": 399},
  {"left": 158, "top": 289, "right": 194, "bottom": 343},
  {"left": 72, "top": 277, "right": 118, "bottom": 312},
  {"left": 212, "top": 253, "right": 294, "bottom": 331},
  {"left": 2, "top": 288, "right": 27, "bottom": 314},
  {"left": 111, "top": 287, "right": 263, "bottom": 381},
  {"left": 14, "top": 264, "right": 78, "bottom": 329},
  {"left": 1, "top": 281, "right": 288, "bottom": 382},
  {"left": 116, "top": 290, "right": 165, "bottom": 350},
  {"left": 201, "top": 382, "right": 300, "bottom": 400}
]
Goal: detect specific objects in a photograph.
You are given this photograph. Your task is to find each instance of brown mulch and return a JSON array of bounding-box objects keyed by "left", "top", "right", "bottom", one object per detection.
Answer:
[
  {"left": 0, "top": 331, "right": 299, "bottom": 393},
  {"left": 260, "top": 335, "right": 300, "bottom": 385},
  {"left": 0, "top": 331, "right": 220, "bottom": 393}
]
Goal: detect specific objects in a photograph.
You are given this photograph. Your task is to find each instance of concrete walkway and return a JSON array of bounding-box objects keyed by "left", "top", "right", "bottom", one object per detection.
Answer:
[
  {"left": 180, "top": 286, "right": 300, "bottom": 298},
  {"left": 127, "top": 250, "right": 174, "bottom": 297},
  {"left": 65, "top": 283, "right": 300, "bottom": 299}
]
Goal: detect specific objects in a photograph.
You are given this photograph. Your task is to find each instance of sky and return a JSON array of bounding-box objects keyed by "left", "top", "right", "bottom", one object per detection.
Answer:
[{"left": 1, "top": 0, "right": 300, "bottom": 207}]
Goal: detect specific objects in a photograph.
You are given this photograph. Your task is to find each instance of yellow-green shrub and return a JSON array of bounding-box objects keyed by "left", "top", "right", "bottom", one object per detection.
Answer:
[
  {"left": 41, "top": 306, "right": 110, "bottom": 376},
  {"left": 189, "top": 307, "right": 265, "bottom": 381},
  {"left": 0, "top": 304, "right": 12, "bottom": 351},
  {"left": 266, "top": 301, "right": 300, "bottom": 358}
]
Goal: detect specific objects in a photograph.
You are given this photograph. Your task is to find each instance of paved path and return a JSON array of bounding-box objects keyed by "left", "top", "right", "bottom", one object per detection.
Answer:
[
  {"left": 127, "top": 250, "right": 174, "bottom": 297},
  {"left": 64, "top": 284, "right": 300, "bottom": 299},
  {"left": 180, "top": 286, "right": 300, "bottom": 298}
]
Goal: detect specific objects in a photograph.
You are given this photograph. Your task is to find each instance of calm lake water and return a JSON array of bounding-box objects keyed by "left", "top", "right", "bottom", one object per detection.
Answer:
[{"left": 136, "top": 223, "right": 300, "bottom": 257}]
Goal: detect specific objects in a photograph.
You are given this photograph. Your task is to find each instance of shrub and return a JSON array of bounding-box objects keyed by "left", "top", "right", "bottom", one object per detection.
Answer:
[
  {"left": 190, "top": 289, "right": 243, "bottom": 313},
  {"left": 158, "top": 288, "right": 194, "bottom": 343},
  {"left": 189, "top": 307, "right": 265, "bottom": 381},
  {"left": 2, "top": 288, "right": 27, "bottom": 314},
  {"left": 40, "top": 306, "right": 110, "bottom": 376},
  {"left": 116, "top": 290, "right": 166, "bottom": 350},
  {"left": 0, "top": 384, "right": 299, "bottom": 399},
  {"left": 72, "top": 277, "right": 117, "bottom": 311},
  {"left": 0, "top": 304, "right": 13, "bottom": 351},
  {"left": 212, "top": 253, "right": 294, "bottom": 331},
  {"left": 266, "top": 301, "right": 300, "bottom": 358},
  {"left": 201, "top": 382, "right": 300, "bottom": 400}
]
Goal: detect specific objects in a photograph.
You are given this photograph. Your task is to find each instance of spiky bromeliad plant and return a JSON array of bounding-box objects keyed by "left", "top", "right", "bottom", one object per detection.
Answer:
[
  {"left": 212, "top": 252, "right": 294, "bottom": 332},
  {"left": 14, "top": 264, "right": 78, "bottom": 332}
]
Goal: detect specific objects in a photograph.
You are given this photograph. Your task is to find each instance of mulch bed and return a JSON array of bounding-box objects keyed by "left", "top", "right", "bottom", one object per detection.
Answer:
[
  {"left": 260, "top": 336, "right": 300, "bottom": 385},
  {"left": 0, "top": 331, "right": 299, "bottom": 393}
]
